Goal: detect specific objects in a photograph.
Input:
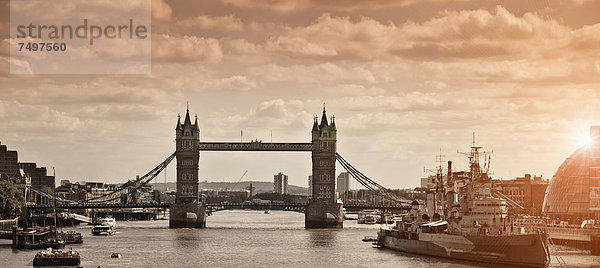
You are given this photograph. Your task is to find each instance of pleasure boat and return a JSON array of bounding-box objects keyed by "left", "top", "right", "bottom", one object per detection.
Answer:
[{"left": 92, "top": 225, "right": 115, "bottom": 236}]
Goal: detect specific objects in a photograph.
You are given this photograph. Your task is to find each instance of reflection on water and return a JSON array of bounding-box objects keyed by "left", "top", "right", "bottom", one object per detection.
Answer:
[
  {"left": 308, "top": 229, "right": 339, "bottom": 247},
  {"left": 0, "top": 210, "right": 598, "bottom": 267},
  {"left": 172, "top": 229, "right": 205, "bottom": 250}
]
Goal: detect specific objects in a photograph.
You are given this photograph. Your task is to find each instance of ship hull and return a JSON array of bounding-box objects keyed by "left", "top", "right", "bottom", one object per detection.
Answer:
[
  {"left": 33, "top": 257, "right": 80, "bottom": 266},
  {"left": 377, "top": 231, "right": 549, "bottom": 267}
]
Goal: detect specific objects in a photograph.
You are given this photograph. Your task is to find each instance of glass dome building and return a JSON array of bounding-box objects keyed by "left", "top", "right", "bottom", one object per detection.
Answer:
[{"left": 543, "top": 126, "right": 600, "bottom": 222}]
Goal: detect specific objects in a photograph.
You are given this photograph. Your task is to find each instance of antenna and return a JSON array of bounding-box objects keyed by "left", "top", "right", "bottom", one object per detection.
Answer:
[{"left": 458, "top": 132, "right": 492, "bottom": 181}]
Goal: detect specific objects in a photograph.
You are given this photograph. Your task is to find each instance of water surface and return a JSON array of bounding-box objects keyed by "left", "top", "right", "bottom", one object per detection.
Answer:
[{"left": 1, "top": 210, "right": 597, "bottom": 267}]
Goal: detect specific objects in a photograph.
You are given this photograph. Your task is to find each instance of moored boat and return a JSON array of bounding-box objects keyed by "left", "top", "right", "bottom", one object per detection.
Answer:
[
  {"left": 365, "top": 214, "right": 377, "bottom": 224},
  {"left": 376, "top": 138, "right": 550, "bottom": 267},
  {"left": 12, "top": 227, "right": 65, "bottom": 249},
  {"left": 358, "top": 209, "right": 380, "bottom": 224},
  {"left": 58, "top": 231, "right": 83, "bottom": 244},
  {"left": 33, "top": 248, "right": 80, "bottom": 266}
]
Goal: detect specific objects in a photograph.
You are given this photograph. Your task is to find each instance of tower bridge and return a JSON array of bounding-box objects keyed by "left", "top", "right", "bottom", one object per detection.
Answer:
[
  {"left": 25, "top": 106, "right": 412, "bottom": 229},
  {"left": 172, "top": 106, "right": 342, "bottom": 228}
]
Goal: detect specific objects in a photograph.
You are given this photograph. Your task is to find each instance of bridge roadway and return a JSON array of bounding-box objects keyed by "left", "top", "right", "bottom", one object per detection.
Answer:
[
  {"left": 26, "top": 202, "right": 410, "bottom": 211},
  {"left": 198, "top": 142, "right": 313, "bottom": 151}
]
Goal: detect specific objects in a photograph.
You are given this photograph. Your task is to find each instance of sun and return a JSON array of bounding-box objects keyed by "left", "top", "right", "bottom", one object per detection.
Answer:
[{"left": 580, "top": 134, "right": 593, "bottom": 147}]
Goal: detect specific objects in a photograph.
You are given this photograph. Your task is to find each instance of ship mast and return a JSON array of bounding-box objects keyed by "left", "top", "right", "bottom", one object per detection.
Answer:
[
  {"left": 458, "top": 133, "right": 492, "bottom": 183},
  {"left": 52, "top": 167, "right": 58, "bottom": 234},
  {"left": 424, "top": 149, "right": 446, "bottom": 219},
  {"left": 436, "top": 149, "right": 446, "bottom": 219}
]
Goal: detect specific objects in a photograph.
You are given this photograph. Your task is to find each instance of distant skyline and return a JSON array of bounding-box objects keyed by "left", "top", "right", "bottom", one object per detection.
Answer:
[{"left": 1, "top": 0, "right": 599, "bottom": 189}]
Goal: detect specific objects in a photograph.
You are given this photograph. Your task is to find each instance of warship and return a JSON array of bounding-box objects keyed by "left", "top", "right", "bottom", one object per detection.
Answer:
[{"left": 376, "top": 137, "right": 550, "bottom": 267}]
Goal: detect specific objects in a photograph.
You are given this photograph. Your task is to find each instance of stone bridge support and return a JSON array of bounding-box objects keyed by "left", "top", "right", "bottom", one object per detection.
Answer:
[{"left": 305, "top": 107, "right": 343, "bottom": 228}]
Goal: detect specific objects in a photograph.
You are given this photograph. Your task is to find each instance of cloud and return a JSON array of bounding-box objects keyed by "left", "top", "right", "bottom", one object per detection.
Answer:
[
  {"left": 220, "top": 0, "right": 312, "bottom": 13},
  {"left": 152, "top": 0, "right": 172, "bottom": 21},
  {"left": 219, "top": 0, "right": 474, "bottom": 12},
  {"left": 568, "top": 0, "right": 597, "bottom": 5},
  {"left": 223, "top": 38, "right": 262, "bottom": 54},
  {"left": 215, "top": 75, "right": 258, "bottom": 91},
  {"left": 266, "top": 36, "right": 338, "bottom": 57},
  {"left": 152, "top": 34, "right": 223, "bottom": 62},
  {"left": 246, "top": 62, "right": 377, "bottom": 84},
  {"left": 261, "top": 6, "right": 595, "bottom": 61},
  {"left": 264, "top": 13, "right": 396, "bottom": 60},
  {"left": 0, "top": 77, "right": 182, "bottom": 106},
  {"left": 174, "top": 15, "right": 244, "bottom": 31},
  {"left": 200, "top": 99, "right": 311, "bottom": 139}
]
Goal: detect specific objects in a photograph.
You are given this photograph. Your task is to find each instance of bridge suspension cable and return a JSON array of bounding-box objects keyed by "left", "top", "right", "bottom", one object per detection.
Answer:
[
  {"left": 336, "top": 153, "right": 412, "bottom": 206},
  {"left": 27, "top": 152, "right": 176, "bottom": 204}
]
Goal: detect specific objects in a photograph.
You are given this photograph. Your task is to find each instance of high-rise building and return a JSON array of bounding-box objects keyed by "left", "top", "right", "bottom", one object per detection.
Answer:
[
  {"left": 492, "top": 174, "right": 549, "bottom": 215},
  {"left": 336, "top": 172, "right": 350, "bottom": 197},
  {"left": 0, "top": 141, "right": 54, "bottom": 189},
  {"left": 274, "top": 172, "right": 288, "bottom": 194},
  {"left": 19, "top": 163, "right": 55, "bottom": 189},
  {"left": 0, "top": 142, "right": 19, "bottom": 177}
]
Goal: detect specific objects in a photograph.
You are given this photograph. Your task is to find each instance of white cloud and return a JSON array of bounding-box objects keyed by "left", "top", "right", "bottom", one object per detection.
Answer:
[
  {"left": 174, "top": 15, "right": 244, "bottom": 31},
  {"left": 152, "top": 34, "right": 223, "bottom": 62},
  {"left": 152, "top": 0, "right": 172, "bottom": 21}
]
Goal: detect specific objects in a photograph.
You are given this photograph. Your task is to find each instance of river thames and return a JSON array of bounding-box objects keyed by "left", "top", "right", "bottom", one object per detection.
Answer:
[{"left": 1, "top": 210, "right": 598, "bottom": 267}]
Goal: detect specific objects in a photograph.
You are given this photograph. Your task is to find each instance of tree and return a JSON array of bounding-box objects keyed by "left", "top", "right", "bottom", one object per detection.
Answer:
[{"left": 0, "top": 180, "right": 25, "bottom": 219}]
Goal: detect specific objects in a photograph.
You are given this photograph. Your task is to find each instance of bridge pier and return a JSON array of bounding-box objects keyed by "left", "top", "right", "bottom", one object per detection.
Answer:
[
  {"left": 305, "top": 203, "right": 343, "bottom": 228},
  {"left": 169, "top": 203, "right": 206, "bottom": 228}
]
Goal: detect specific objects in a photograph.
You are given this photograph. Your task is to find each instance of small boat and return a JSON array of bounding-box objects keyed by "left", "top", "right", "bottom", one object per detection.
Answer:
[
  {"left": 98, "top": 217, "right": 116, "bottom": 229},
  {"left": 42, "top": 238, "right": 65, "bottom": 249},
  {"left": 111, "top": 252, "right": 121, "bottom": 258},
  {"left": 384, "top": 214, "right": 395, "bottom": 224},
  {"left": 154, "top": 213, "right": 169, "bottom": 220},
  {"left": 92, "top": 225, "right": 115, "bottom": 236},
  {"left": 264, "top": 209, "right": 271, "bottom": 214},
  {"left": 362, "top": 236, "right": 377, "bottom": 242},
  {"left": 364, "top": 215, "right": 377, "bottom": 224},
  {"left": 357, "top": 209, "right": 380, "bottom": 224},
  {"left": 59, "top": 231, "right": 83, "bottom": 244},
  {"left": 33, "top": 248, "right": 80, "bottom": 266}
]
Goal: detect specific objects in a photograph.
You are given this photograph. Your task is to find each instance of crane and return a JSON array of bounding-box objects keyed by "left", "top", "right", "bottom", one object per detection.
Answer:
[{"left": 236, "top": 170, "right": 248, "bottom": 183}]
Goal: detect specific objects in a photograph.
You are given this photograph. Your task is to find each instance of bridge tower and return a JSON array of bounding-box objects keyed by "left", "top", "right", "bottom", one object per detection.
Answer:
[
  {"left": 305, "top": 106, "right": 343, "bottom": 228},
  {"left": 170, "top": 107, "right": 206, "bottom": 228}
]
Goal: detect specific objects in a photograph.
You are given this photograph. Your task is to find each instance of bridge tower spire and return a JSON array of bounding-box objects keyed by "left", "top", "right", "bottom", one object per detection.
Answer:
[
  {"left": 171, "top": 106, "right": 206, "bottom": 228},
  {"left": 306, "top": 105, "right": 343, "bottom": 228}
]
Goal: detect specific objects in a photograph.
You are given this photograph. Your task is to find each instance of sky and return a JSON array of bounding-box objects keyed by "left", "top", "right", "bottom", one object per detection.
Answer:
[{"left": 0, "top": 0, "right": 599, "bottom": 189}]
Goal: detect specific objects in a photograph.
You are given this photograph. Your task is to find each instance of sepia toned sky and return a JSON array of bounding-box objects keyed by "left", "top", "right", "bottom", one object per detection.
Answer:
[{"left": 0, "top": 0, "right": 599, "bottom": 189}]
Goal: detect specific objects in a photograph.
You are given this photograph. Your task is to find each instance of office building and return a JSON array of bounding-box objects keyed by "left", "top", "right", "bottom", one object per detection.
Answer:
[{"left": 274, "top": 172, "right": 288, "bottom": 194}]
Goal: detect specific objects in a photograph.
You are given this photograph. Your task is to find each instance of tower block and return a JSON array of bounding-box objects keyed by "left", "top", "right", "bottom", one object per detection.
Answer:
[
  {"left": 305, "top": 106, "right": 343, "bottom": 228},
  {"left": 170, "top": 108, "right": 206, "bottom": 228}
]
